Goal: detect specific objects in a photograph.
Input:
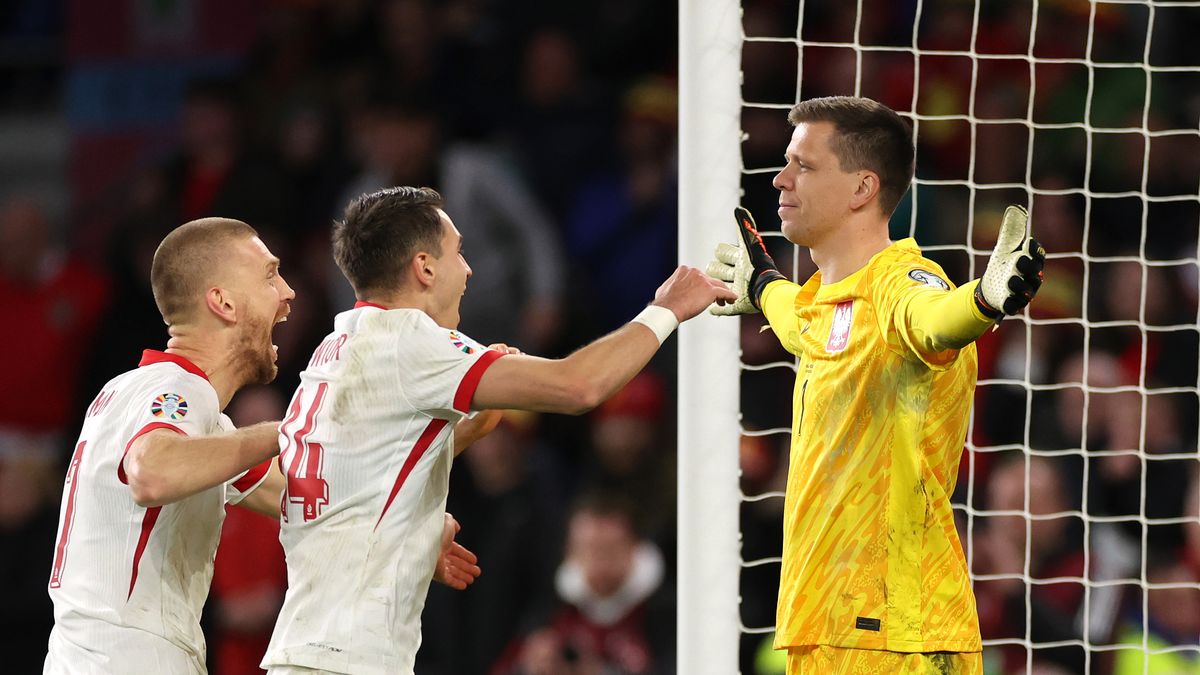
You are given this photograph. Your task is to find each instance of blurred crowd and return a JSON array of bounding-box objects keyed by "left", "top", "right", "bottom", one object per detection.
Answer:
[{"left": 0, "top": 1, "right": 1197, "bottom": 674}]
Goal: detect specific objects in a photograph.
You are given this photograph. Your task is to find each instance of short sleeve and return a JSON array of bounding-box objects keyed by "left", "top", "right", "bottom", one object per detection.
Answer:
[
  {"left": 225, "top": 458, "right": 273, "bottom": 505},
  {"left": 117, "top": 372, "right": 221, "bottom": 484},
  {"left": 394, "top": 323, "right": 506, "bottom": 419}
]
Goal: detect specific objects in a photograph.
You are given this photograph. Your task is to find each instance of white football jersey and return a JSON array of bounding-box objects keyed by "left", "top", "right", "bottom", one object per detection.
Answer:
[
  {"left": 44, "top": 350, "right": 271, "bottom": 675},
  {"left": 262, "top": 304, "right": 504, "bottom": 675}
]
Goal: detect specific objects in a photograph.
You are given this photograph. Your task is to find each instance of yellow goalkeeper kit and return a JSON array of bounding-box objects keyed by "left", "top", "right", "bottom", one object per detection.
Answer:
[{"left": 762, "top": 237, "right": 994, "bottom": 654}]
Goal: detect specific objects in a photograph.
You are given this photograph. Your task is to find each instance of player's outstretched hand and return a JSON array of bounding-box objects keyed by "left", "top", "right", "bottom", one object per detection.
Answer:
[
  {"left": 706, "top": 207, "right": 787, "bottom": 316},
  {"left": 976, "top": 205, "right": 1045, "bottom": 320},
  {"left": 652, "top": 265, "right": 739, "bottom": 322},
  {"left": 433, "top": 513, "right": 481, "bottom": 591}
]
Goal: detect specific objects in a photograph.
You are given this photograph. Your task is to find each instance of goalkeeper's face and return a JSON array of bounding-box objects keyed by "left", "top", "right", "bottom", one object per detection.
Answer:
[
  {"left": 773, "top": 121, "right": 865, "bottom": 247},
  {"left": 429, "top": 210, "right": 472, "bottom": 329}
]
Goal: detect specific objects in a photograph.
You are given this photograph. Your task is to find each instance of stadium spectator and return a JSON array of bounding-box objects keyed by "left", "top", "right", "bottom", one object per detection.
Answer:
[
  {"left": 210, "top": 386, "right": 290, "bottom": 675},
  {"left": 335, "top": 97, "right": 567, "bottom": 352},
  {"left": 505, "top": 492, "right": 673, "bottom": 675},
  {"left": 973, "top": 455, "right": 1087, "bottom": 674},
  {"left": 565, "top": 78, "right": 679, "bottom": 336},
  {"left": 156, "top": 79, "right": 295, "bottom": 238},
  {"left": 1111, "top": 550, "right": 1200, "bottom": 674},
  {"left": 582, "top": 371, "right": 675, "bottom": 539},
  {"left": 0, "top": 197, "right": 109, "bottom": 672}
]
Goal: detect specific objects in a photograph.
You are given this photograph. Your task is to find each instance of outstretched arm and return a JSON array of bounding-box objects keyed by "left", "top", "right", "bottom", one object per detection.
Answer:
[
  {"left": 896, "top": 205, "right": 1045, "bottom": 356},
  {"left": 471, "top": 265, "right": 736, "bottom": 414},
  {"left": 124, "top": 421, "right": 280, "bottom": 508}
]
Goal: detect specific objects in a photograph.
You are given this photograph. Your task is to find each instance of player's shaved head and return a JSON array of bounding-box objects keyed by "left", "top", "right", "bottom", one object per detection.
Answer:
[
  {"left": 334, "top": 186, "right": 445, "bottom": 295},
  {"left": 788, "top": 96, "right": 914, "bottom": 216},
  {"left": 151, "top": 217, "right": 259, "bottom": 325}
]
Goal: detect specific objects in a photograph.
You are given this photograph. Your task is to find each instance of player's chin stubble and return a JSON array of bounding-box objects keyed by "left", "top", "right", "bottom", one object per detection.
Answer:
[{"left": 234, "top": 314, "right": 278, "bottom": 386}]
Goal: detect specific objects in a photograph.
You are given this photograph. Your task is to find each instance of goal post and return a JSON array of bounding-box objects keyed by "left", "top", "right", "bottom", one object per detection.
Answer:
[{"left": 677, "top": 0, "right": 743, "bottom": 671}]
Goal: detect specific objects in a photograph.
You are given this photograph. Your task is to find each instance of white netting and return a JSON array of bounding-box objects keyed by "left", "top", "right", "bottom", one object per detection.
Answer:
[{"left": 722, "top": 1, "right": 1200, "bottom": 673}]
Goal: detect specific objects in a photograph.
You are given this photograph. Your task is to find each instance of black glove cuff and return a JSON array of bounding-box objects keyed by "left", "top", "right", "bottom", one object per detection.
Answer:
[
  {"left": 973, "top": 284, "right": 1004, "bottom": 320},
  {"left": 751, "top": 269, "right": 787, "bottom": 310}
]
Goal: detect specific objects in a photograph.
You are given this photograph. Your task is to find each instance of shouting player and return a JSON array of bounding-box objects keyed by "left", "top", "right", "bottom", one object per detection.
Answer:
[
  {"left": 707, "top": 97, "right": 1044, "bottom": 674},
  {"left": 43, "top": 218, "right": 292, "bottom": 673},
  {"left": 260, "top": 186, "right": 735, "bottom": 674},
  {"left": 43, "top": 218, "right": 483, "bottom": 674}
]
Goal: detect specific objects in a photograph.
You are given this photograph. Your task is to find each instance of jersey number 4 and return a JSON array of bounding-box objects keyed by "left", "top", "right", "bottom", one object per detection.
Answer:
[{"left": 279, "top": 383, "right": 330, "bottom": 522}]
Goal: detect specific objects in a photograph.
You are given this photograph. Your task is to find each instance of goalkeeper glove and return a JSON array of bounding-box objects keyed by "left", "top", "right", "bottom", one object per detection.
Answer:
[
  {"left": 707, "top": 207, "right": 788, "bottom": 316},
  {"left": 975, "top": 205, "right": 1046, "bottom": 320}
]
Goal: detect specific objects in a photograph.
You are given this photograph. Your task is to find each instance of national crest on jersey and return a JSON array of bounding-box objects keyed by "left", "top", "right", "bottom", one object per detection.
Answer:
[
  {"left": 150, "top": 392, "right": 188, "bottom": 420},
  {"left": 825, "top": 300, "right": 854, "bottom": 353}
]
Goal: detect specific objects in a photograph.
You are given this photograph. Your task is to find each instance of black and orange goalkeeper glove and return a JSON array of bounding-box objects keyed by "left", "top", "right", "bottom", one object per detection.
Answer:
[{"left": 706, "top": 207, "right": 788, "bottom": 315}]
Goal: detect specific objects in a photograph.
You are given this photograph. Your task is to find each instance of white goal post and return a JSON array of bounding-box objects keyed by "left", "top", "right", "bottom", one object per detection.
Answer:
[{"left": 677, "top": 0, "right": 744, "bottom": 672}]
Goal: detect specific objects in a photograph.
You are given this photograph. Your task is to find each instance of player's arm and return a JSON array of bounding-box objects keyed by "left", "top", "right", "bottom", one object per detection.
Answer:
[
  {"left": 896, "top": 206, "right": 1045, "bottom": 355},
  {"left": 471, "top": 265, "right": 736, "bottom": 414},
  {"left": 123, "top": 421, "right": 280, "bottom": 508},
  {"left": 235, "top": 461, "right": 285, "bottom": 517}
]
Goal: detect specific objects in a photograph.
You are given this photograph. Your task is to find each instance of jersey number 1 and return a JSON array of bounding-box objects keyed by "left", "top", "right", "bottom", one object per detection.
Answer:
[{"left": 280, "top": 383, "right": 330, "bottom": 522}]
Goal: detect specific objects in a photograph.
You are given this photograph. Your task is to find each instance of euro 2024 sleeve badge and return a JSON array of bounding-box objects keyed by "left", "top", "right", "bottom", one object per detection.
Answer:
[{"left": 151, "top": 393, "right": 188, "bottom": 420}]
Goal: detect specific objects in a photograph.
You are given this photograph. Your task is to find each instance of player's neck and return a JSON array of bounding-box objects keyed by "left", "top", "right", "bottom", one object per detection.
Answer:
[
  {"left": 810, "top": 217, "right": 892, "bottom": 284},
  {"left": 163, "top": 331, "right": 242, "bottom": 410},
  {"left": 357, "top": 289, "right": 438, "bottom": 321}
]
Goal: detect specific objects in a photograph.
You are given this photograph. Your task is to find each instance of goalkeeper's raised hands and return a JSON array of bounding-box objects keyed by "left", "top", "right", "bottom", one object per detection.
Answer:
[
  {"left": 974, "top": 205, "right": 1046, "bottom": 320},
  {"left": 706, "top": 207, "right": 788, "bottom": 315}
]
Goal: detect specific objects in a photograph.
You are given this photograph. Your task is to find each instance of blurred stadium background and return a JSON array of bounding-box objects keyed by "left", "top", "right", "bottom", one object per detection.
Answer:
[{"left": 0, "top": 1, "right": 1196, "bottom": 674}]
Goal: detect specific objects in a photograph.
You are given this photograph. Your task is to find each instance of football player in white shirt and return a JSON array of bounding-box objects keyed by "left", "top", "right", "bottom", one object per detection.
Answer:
[
  {"left": 43, "top": 217, "right": 481, "bottom": 675},
  {"left": 262, "top": 186, "right": 736, "bottom": 675}
]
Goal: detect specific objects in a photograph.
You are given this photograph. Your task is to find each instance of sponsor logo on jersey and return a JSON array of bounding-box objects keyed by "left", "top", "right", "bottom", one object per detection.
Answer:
[
  {"left": 151, "top": 393, "right": 188, "bottom": 420},
  {"left": 908, "top": 269, "right": 949, "bottom": 290},
  {"left": 448, "top": 331, "right": 475, "bottom": 355},
  {"left": 826, "top": 300, "right": 854, "bottom": 353}
]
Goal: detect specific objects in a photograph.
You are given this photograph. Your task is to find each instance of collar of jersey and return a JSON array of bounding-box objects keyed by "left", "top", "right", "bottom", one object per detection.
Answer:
[
  {"left": 354, "top": 300, "right": 388, "bottom": 310},
  {"left": 139, "top": 350, "right": 210, "bottom": 381},
  {"left": 799, "top": 237, "right": 920, "bottom": 304}
]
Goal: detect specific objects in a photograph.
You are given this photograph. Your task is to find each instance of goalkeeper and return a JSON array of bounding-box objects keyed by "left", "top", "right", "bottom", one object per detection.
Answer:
[{"left": 707, "top": 96, "right": 1044, "bottom": 675}]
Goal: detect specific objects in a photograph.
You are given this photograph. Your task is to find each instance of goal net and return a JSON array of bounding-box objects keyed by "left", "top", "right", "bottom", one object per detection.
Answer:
[{"left": 678, "top": 1, "right": 1200, "bottom": 673}]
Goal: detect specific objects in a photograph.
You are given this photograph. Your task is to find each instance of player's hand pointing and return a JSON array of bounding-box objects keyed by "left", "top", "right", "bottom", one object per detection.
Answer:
[
  {"left": 433, "top": 513, "right": 480, "bottom": 591},
  {"left": 975, "top": 205, "right": 1045, "bottom": 319},
  {"left": 652, "top": 265, "right": 738, "bottom": 322}
]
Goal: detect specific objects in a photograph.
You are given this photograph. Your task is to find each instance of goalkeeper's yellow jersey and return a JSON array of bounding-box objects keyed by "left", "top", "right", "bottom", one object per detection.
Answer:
[{"left": 762, "top": 238, "right": 983, "bottom": 654}]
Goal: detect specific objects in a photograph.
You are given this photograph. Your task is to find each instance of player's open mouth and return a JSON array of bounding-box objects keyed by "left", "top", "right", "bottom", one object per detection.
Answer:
[{"left": 270, "top": 309, "right": 289, "bottom": 360}]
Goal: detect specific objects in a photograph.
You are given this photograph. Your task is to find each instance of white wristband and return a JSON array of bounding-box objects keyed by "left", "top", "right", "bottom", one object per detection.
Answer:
[{"left": 632, "top": 305, "right": 679, "bottom": 345}]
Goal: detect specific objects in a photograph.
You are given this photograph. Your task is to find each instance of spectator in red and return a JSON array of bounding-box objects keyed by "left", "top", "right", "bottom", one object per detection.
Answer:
[
  {"left": 973, "top": 454, "right": 1088, "bottom": 674},
  {"left": 0, "top": 196, "right": 110, "bottom": 671}
]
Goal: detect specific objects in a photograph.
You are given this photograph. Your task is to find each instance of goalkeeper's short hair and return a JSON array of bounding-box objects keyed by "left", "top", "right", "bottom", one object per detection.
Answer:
[{"left": 788, "top": 96, "right": 915, "bottom": 216}]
